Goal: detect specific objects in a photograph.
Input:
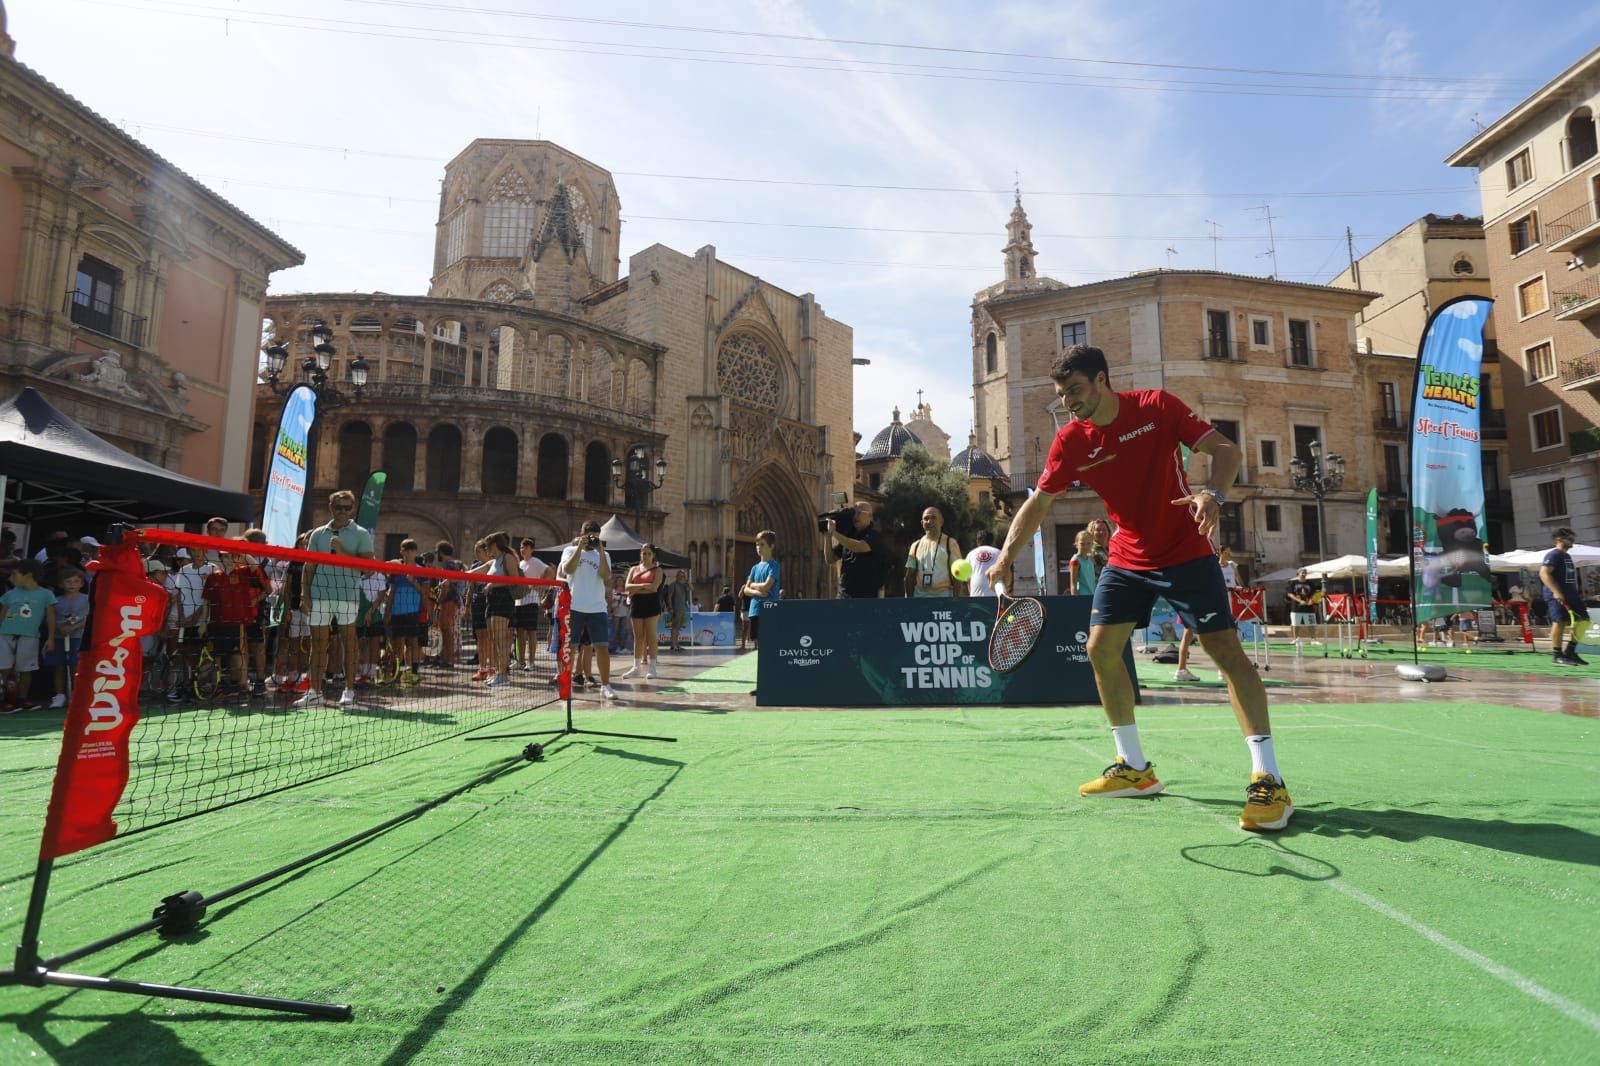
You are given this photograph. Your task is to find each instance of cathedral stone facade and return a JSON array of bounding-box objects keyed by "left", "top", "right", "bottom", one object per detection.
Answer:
[{"left": 254, "top": 140, "right": 854, "bottom": 603}]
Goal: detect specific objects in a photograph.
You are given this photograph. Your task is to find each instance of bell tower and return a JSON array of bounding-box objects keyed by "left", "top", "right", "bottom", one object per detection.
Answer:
[{"left": 1003, "top": 192, "right": 1037, "bottom": 283}]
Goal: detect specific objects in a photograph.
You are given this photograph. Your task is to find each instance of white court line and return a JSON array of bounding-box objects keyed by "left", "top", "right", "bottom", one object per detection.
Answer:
[{"left": 1058, "top": 736, "right": 1600, "bottom": 1034}]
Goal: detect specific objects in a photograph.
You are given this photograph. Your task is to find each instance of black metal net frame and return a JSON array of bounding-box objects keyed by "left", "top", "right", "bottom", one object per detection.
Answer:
[{"left": 1, "top": 527, "right": 608, "bottom": 1020}]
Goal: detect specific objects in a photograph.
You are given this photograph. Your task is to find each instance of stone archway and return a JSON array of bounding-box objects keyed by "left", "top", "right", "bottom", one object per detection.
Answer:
[{"left": 731, "top": 461, "right": 818, "bottom": 602}]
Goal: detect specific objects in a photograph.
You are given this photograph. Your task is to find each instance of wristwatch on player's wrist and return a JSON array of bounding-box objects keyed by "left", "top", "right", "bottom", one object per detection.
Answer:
[{"left": 1200, "top": 488, "right": 1226, "bottom": 506}]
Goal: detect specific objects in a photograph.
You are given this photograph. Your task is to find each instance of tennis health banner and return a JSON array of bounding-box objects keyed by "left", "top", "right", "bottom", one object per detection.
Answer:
[
  {"left": 755, "top": 597, "right": 1138, "bottom": 707},
  {"left": 1408, "top": 296, "right": 1494, "bottom": 624},
  {"left": 38, "top": 544, "right": 167, "bottom": 860},
  {"left": 262, "top": 384, "right": 317, "bottom": 548}
]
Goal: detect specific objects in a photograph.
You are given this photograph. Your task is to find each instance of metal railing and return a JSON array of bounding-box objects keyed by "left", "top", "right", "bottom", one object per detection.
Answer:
[
  {"left": 1372, "top": 412, "right": 1404, "bottom": 432},
  {"left": 1553, "top": 275, "right": 1600, "bottom": 318},
  {"left": 65, "top": 290, "right": 146, "bottom": 347},
  {"left": 1562, "top": 349, "right": 1600, "bottom": 388},
  {"left": 1200, "top": 338, "right": 1245, "bottom": 361},
  {"left": 1543, "top": 198, "right": 1600, "bottom": 247},
  {"left": 1285, "top": 345, "right": 1322, "bottom": 369}
]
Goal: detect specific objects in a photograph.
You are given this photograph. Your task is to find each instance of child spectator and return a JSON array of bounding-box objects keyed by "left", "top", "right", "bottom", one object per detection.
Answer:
[
  {"left": 203, "top": 551, "right": 266, "bottom": 699},
  {"left": 386, "top": 539, "right": 428, "bottom": 683},
  {"left": 1, "top": 560, "right": 58, "bottom": 712},
  {"left": 355, "top": 564, "right": 389, "bottom": 687},
  {"left": 46, "top": 567, "right": 91, "bottom": 709},
  {"left": 241, "top": 528, "right": 273, "bottom": 697}
]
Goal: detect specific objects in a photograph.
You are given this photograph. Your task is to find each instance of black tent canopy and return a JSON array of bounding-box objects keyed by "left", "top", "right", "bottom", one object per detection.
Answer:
[
  {"left": 530, "top": 513, "right": 690, "bottom": 569},
  {"left": 0, "top": 387, "right": 256, "bottom": 527}
]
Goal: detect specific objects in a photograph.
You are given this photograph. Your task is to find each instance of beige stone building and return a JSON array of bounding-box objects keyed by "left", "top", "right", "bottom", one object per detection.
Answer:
[
  {"left": 255, "top": 139, "right": 854, "bottom": 603},
  {"left": 972, "top": 198, "right": 1377, "bottom": 595},
  {"left": 1446, "top": 45, "right": 1600, "bottom": 543},
  {"left": 1330, "top": 214, "right": 1515, "bottom": 554},
  {"left": 0, "top": 16, "right": 301, "bottom": 491}
]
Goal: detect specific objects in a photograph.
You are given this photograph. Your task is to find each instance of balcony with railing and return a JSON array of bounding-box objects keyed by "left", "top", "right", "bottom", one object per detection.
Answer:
[
  {"left": 1372, "top": 411, "right": 1405, "bottom": 433},
  {"left": 1545, "top": 198, "right": 1600, "bottom": 253},
  {"left": 1200, "top": 337, "right": 1246, "bottom": 362},
  {"left": 1481, "top": 408, "right": 1507, "bottom": 439},
  {"left": 1484, "top": 488, "right": 1514, "bottom": 512},
  {"left": 65, "top": 289, "right": 146, "bottom": 347},
  {"left": 1284, "top": 345, "right": 1324, "bottom": 370},
  {"left": 1553, "top": 275, "right": 1600, "bottom": 322},
  {"left": 1562, "top": 348, "right": 1600, "bottom": 394}
]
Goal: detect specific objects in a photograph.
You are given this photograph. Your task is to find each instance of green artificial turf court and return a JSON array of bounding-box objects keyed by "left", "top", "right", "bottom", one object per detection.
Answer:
[{"left": 2, "top": 691, "right": 1598, "bottom": 1064}]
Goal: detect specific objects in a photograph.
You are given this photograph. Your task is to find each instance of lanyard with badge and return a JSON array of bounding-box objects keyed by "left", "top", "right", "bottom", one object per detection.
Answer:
[{"left": 920, "top": 535, "right": 945, "bottom": 588}]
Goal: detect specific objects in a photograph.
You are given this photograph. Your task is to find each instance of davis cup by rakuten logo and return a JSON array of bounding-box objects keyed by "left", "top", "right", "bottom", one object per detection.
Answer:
[{"left": 800, "top": 635, "right": 813, "bottom": 648}]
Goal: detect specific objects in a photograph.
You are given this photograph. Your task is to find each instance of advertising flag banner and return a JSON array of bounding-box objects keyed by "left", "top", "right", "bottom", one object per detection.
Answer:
[
  {"left": 1366, "top": 487, "right": 1380, "bottom": 624},
  {"left": 262, "top": 385, "right": 317, "bottom": 548},
  {"left": 357, "top": 471, "right": 387, "bottom": 532},
  {"left": 38, "top": 544, "right": 167, "bottom": 859},
  {"left": 1408, "top": 296, "right": 1494, "bottom": 625}
]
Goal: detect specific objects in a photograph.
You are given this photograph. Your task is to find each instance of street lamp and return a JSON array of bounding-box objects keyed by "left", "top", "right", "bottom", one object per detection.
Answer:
[
  {"left": 1289, "top": 439, "right": 1345, "bottom": 646},
  {"left": 262, "top": 321, "right": 369, "bottom": 400},
  {"left": 611, "top": 443, "right": 667, "bottom": 533}
]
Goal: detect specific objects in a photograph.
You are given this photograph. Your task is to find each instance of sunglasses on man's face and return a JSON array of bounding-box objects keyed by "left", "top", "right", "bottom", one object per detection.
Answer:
[{"left": 333, "top": 505, "right": 354, "bottom": 513}]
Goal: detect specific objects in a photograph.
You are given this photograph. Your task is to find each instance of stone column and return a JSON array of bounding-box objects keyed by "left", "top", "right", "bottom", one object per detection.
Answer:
[
  {"left": 460, "top": 418, "right": 484, "bottom": 493},
  {"left": 413, "top": 422, "right": 429, "bottom": 491}
]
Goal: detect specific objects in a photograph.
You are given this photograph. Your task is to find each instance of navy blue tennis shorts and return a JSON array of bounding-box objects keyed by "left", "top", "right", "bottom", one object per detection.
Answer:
[{"left": 1091, "top": 554, "right": 1234, "bottom": 634}]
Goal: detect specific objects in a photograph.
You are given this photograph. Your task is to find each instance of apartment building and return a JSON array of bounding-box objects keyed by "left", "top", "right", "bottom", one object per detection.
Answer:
[{"left": 1446, "top": 45, "right": 1600, "bottom": 542}]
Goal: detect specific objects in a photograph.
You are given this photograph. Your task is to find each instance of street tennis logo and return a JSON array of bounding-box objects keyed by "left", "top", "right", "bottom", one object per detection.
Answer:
[{"left": 778, "top": 634, "right": 833, "bottom": 666}]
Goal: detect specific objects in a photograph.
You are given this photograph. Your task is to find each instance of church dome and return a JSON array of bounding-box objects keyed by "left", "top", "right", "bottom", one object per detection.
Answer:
[
  {"left": 950, "top": 442, "right": 1007, "bottom": 481},
  {"left": 862, "top": 407, "right": 922, "bottom": 459}
]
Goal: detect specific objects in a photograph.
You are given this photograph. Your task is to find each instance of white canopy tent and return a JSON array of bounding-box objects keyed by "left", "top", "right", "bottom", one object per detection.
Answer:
[
  {"left": 1490, "top": 544, "right": 1600, "bottom": 570},
  {"left": 1302, "top": 554, "right": 1412, "bottom": 579}
]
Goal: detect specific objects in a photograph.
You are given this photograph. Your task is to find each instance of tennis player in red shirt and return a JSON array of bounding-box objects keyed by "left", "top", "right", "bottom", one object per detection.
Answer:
[{"left": 992, "top": 345, "right": 1291, "bottom": 831}]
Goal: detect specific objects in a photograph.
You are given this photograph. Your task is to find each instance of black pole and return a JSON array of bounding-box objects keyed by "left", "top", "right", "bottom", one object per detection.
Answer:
[{"left": 4, "top": 750, "right": 537, "bottom": 1020}]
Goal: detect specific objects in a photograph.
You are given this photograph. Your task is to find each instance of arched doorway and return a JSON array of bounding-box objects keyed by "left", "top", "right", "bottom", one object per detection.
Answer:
[{"left": 731, "top": 463, "right": 818, "bottom": 603}]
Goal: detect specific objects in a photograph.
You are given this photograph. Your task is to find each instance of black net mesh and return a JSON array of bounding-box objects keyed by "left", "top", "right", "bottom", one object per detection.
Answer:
[{"left": 114, "top": 529, "right": 568, "bottom": 836}]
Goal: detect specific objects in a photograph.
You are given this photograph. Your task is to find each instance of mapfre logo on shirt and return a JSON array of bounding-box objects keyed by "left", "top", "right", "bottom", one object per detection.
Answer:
[{"left": 1118, "top": 422, "right": 1156, "bottom": 443}]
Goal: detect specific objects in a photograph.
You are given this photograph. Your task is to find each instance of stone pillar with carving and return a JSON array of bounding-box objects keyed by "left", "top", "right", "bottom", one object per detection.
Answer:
[{"left": 460, "top": 418, "right": 484, "bottom": 494}]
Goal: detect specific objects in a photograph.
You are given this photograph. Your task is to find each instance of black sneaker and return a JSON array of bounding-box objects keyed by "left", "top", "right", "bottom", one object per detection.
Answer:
[
  {"left": 1554, "top": 655, "right": 1578, "bottom": 666},
  {"left": 1566, "top": 650, "right": 1590, "bottom": 666},
  {"left": 251, "top": 680, "right": 268, "bottom": 696}
]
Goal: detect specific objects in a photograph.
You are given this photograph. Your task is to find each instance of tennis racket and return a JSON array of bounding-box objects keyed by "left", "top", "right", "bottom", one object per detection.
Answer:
[{"left": 989, "top": 580, "right": 1046, "bottom": 674}]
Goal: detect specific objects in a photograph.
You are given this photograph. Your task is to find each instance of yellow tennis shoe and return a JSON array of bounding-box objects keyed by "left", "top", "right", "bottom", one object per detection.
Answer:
[
  {"left": 1078, "top": 758, "right": 1164, "bottom": 798},
  {"left": 1240, "top": 772, "right": 1293, "bottom": 832}
]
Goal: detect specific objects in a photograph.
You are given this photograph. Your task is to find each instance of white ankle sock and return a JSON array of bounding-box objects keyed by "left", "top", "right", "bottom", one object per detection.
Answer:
[
  {"left": 1246, "top": 735, "right": 1279, "bottom": 779},
  {"left": 1111, "top": 724, "right": 1146, "bottom": 770}
]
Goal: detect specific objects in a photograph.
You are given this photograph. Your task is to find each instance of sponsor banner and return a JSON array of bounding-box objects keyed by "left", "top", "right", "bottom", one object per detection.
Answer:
[
  {"left": 659, "top": 611, "right": 737, "bottom": 647},
  {"left": 1409, "top": 296, "right": 1494, "bottom": 624},
  {"left": 38, "top": 543, "right": 168, "bottom": 860},
  {"left": 755, "top": 597, "right": 1136, "bottom": 707},
  {"left": 1366, "top": 487, "right": 1380, "bottom": 624},
  {"left": 262, "top": 384, "right": 317, "bottom": 548},
  {"left": 357, "top": 471, "right": 387, "bottom": 532}
]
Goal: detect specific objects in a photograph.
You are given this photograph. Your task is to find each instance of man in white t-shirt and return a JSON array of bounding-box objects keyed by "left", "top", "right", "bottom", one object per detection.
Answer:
[
  {"left": 298, "top": 490, "right": 375, "bottom": 707},
  {"left": 965, "top": 530, "right": 1002, "bottom": 597},
  {"left": 559, "top": 520, "right": 615, "bottom": 699}
]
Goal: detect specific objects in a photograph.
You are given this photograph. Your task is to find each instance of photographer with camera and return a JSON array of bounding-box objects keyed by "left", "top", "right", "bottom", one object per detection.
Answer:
[
  {"left": 824, "top": 499, "right": 883, "bottom": 599},
  {"left": 559, "top": 520, "right": 615, "bottom": 700}
]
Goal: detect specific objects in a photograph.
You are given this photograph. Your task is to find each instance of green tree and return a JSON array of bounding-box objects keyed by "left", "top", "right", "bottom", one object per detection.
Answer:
[{"left": 877, "top": 444, "right": 997, "bottom": 595}]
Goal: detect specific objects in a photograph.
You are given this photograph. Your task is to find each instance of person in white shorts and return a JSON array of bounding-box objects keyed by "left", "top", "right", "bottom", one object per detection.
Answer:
[{"left": 298, "top": 490, "right": 374, "bottom": 707}]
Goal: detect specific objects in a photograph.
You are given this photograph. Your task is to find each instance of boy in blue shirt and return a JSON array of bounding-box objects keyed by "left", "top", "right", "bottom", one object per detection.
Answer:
[
  {"left": 741, "top": 530, "right": 780, "bottom": 698},
  {"left": 1, "top": 560, "right": 58, "bottom": 712}
]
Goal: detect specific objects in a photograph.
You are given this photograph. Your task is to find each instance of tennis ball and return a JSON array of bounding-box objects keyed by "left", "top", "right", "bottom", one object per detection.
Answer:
[{"left": 951, "top": 559, "right": 973, "bottom": 581}]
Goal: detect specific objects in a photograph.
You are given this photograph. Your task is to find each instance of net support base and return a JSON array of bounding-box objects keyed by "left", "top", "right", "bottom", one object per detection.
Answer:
[
  {"left": 10, "top": 965, "right": 351, "bottom": 1019},
  {"left": 468, "top": 686, "right": 675, "bottom": 746}
]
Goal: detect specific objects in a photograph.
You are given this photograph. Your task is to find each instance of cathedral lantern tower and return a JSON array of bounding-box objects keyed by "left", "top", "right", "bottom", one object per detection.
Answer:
[{"left": 1003, "top": 193, "right": 1037, "bottom": 283}]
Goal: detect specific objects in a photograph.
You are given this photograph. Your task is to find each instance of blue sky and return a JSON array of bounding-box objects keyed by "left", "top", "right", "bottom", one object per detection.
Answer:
[{"left": 15, "top": 1, "right": 1600, "bottom": 448}]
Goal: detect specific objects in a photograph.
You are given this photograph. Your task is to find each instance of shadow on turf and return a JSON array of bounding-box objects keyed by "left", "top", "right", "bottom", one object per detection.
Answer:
[
  {"left": 379, "top": 744, "right": 685, "bottom": 1066},
  {"left": 1181, "top": 797, "right": 1600, "bottom": 868},
  {"left": 1180, "top": 837, "right": 1339, "bottom": 880}
]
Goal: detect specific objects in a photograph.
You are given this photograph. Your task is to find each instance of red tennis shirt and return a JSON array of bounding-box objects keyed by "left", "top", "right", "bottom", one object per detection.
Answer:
[
  {"left": 203, "top": 566, "right": 264, "bottom": 626},
  {"left": 1037, "top": 389, "right": 1218, "bottom": 571}
]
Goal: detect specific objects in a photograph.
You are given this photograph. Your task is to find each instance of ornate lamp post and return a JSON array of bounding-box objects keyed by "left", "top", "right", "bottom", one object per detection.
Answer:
[
  {"left": 1289, "top": 439, "right": 1345, "bottom": 642},
  {"left": 611, "top": 443, "right": 667, "bottom": 534},
  {"left": 260, "top": 321, "right": 371, "bottom": 530}
]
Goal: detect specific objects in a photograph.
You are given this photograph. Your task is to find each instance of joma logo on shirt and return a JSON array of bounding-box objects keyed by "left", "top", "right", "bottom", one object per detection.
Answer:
[{"left": 1118, "top": 422, "right": 1156, "bottom": 443}]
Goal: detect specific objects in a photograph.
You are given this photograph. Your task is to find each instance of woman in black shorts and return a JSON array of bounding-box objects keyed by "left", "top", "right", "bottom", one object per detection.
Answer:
[
  {"left": 621, "top": 544, "right": 664, "bottom": 679},
  {"left": 468, "top": 532, "right": 520, "bottom": 687}
]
